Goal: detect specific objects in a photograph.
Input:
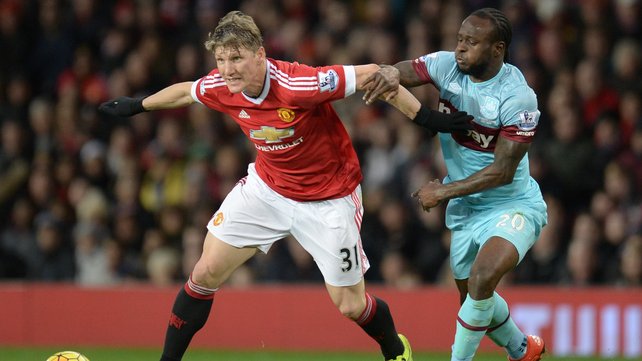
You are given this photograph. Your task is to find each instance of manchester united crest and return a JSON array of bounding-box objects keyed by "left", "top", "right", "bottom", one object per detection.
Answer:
[
  {"left": 277, "top": 108, "right": 295, "bottom": 123},
  {"left": 212, "top": 212, "right": 224, "bottom": 226}
]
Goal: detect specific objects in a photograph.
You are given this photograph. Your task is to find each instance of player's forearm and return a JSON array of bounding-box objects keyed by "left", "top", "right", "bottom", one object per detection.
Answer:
[
  {"left": 142, "top": 82, "right": 195, "bottom": 111},
  {"left": 395, "top": 61, "right": 426, "bottom": 88},
  {"left": 384, "top": 85, "right": 421, "bottom": 119},
  {"left": 439, "top": 164, "right": 514, "bottom": 201}
]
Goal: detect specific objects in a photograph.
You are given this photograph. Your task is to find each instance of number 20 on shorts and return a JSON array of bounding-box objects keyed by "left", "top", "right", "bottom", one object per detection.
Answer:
[{"left": 496, "top": 213, "right": 525, "bottom": 231}]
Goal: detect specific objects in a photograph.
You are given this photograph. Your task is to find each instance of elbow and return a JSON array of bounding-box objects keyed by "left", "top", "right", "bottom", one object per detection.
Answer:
[{"left": 497, "top": 172, "right": 515, "bottom": 186}]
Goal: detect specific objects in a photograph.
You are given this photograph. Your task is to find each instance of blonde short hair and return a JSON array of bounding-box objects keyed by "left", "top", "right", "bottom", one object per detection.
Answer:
[{"left": 204, "top": 11, "right": 263, "bottom": 53}]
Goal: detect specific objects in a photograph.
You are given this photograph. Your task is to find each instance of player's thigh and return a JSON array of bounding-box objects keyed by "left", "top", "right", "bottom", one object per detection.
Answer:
[
  {"left": 450, "top": 228, "right": 479, "bottom": 281},
  {"left": 192, "top": 231, "right": 258, "bottom": 287},
  {"left": 291, "top": 186, "right": 369, "bottom": 287},
  {"left": 207, "top": 167, "right": 292, "bottom": 253},
  {"left": 477, "top": 205, "right": 546, "bottom": 263}
]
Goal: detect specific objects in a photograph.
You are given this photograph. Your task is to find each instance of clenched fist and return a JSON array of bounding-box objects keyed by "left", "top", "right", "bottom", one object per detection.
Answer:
[{"left": 98, "top": 96, "right": 147, "bottom": 117}]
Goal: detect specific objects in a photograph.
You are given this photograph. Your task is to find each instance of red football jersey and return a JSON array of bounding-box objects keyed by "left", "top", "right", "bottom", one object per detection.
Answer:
[{"left": 190, "top": 58, "right": 362, "bottom": 201}]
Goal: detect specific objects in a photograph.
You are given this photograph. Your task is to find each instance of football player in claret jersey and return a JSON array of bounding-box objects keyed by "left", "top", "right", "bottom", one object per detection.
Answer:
[
  {"left": 363, "top": 7, "right": 547, "bottom": 361},
  {"left": 99, "top": 10, "right": 471, "bottom": 361}
]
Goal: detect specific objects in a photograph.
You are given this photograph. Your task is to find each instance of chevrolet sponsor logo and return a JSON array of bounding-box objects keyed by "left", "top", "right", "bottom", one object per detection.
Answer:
[{"left": 250, "top": 126, "right": 294, "bottom": 143}]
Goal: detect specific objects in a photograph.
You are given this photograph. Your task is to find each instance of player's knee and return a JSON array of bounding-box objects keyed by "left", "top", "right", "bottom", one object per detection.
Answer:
[
  {"left": 338, "top": 304, "right": 362, "bottom": 320},
  {"left": 191, "top": 261, "right": 224, "bottom": 289},
  {"left": 336, "top": 299, "right": 366, "bottom": 320},
  {"left": 468, "top": 266, "right": 501, "bottom": 293}
]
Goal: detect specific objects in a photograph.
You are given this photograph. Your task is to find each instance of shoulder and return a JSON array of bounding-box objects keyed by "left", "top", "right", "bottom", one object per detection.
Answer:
[
  {"left": 191, "top": 68, "right": 229, "bottom": 105},
  {"left": 419, "top": 51, "right": 456, "bottom": 69},
  {"left": 267, "top": 59, "right": 320, "bottom": 91},
  {"left": 268, "top": 58, "right": 316, "bottom": 77},
  {"left": 499, "top": 65, "right": 534, "bottom": 95},
  {"left": 499, "top": 65, "right": 537, "bottom": 106},
  {"left": 416, "top": 51, "right": 459, "bottom": 86},
  {"left": 196, "top": 69, "right": 226, "bottom": 94}
]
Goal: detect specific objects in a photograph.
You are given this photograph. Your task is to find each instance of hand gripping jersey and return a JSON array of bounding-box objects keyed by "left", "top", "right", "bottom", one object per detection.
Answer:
[
  {"left": 412, "top": 51, "right": 544, "bottom": 209},
  {"left": 191, "top": 59, "right": 361, "bottom": 201}
]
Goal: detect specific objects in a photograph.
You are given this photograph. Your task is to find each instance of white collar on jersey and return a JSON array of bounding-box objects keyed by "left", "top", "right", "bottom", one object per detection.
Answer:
[{"left": 242, "top": 59, "right": 271, "bottom": 105}]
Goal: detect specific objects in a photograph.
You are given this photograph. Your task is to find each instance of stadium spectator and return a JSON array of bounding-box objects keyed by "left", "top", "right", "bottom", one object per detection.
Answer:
[
  {"left": 616, "top": 234, "right": 642, "bottom": 287},
  {"left": 618, "top": 91, "right": 642, "bottom": 146},
  {"left": 540, "top": 104, "right": 597, "bottom": 209},
  {"left": 180, "top": 226, "right": 203, "bottom": 279},
  {"left": 603, "top": 161, "right": 636, "bottom": 208},
  {"left": 30, "top": 211, "right": 75, "bottom": 281},
  {"left": 73, "top": 221, "right": 118, "bottom": 286},
  {"left": 561, "top": 237, "right": 602, "bottom": 286},
  {"left": 574, "top": 58, "right": 620, "bottom": 127},
  {"left": 610, "top": 39, "right": 641, "bottom": 95},
  {"left": 618, "top": 122, "right": 642, "bottom": 195},
  {"left": 146, "top": 246, "right": 182, "bottom": 287},
  {"left": 0, "top": 120, "right": 29, "bottom": 223},
  {"left": 0, "top": 198, "right": 36, "bottom": 278}
]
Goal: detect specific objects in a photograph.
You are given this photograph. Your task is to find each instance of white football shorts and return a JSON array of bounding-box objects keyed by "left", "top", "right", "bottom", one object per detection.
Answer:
[{"left": 207, "top": 163, "right": 370, "bottom": 286}]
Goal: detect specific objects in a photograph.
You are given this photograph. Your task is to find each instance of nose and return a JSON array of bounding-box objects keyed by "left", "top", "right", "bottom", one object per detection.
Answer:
[
  {"left": 219, "top": 61, "right": 232, "bottom": 76},
  {"left": 456, "top": 42, "right": 466, "bottom": 54}
]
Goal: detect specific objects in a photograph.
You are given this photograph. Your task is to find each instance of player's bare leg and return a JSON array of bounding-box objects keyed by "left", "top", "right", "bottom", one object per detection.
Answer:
[
  {"left": 451, "top": 236, "right": 541, "bottom": 361},
  {"left": 191, "top": 232, "right": 258, "bottom": 288},
  {"left": 160, "top": 232, "right": 257, "bottom": 361},
  {"left": 326, "top": 280, "right": 411, "bottom": 360}
]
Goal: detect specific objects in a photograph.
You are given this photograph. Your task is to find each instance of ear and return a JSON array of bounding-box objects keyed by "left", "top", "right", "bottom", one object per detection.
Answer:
[
  {"left": 256, "top": 46, "right": 266, "bottom": 61},
  {"left": 494, "top": 41, "right": 505, "bottom": 59}
]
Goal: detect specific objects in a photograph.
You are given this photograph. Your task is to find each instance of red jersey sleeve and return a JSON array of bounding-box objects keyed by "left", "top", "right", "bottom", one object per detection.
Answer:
[
  {"left": 268, "top": 60, "right": 356, "bottom": 108},
  {"left": 190, "top": 70, "right": 226, "bottom": 112}
]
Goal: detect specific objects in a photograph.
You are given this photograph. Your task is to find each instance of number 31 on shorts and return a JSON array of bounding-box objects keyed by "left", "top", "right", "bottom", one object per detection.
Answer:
[
  {"left": 340, "top": 245, "right": 359, "bottom": 272},
  {"left": 495, "top": 212, "right": 526, "bottom": 231}
]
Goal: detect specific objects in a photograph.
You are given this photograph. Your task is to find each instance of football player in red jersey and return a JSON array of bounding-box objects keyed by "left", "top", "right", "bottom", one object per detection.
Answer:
[{"left": 99, "top": 10, "right": 470, "bottom": 361}]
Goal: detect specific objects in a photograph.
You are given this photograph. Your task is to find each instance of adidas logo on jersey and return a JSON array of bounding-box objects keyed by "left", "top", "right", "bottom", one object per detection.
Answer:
[{"left": 239, "top": 110, "right": 250, "bottom": 119}]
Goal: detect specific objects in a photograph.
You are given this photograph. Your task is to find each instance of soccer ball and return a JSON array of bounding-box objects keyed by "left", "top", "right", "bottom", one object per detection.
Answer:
[{"left": 46, "top": 350, "right": 90, "bottom": 361}]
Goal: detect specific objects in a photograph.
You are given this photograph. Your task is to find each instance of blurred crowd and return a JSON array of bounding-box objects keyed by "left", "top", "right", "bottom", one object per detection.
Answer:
[{"left": 0, "top": 0, "right": 640, "bottom": 288}]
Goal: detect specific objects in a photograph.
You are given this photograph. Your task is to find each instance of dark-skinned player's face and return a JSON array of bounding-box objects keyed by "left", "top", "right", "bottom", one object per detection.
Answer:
[{"left": 455, "top": 15, "right": 498, "bottom": 79}]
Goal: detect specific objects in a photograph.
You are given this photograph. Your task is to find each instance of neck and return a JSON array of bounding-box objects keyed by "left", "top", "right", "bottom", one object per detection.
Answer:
[
  {"left": 243, "top": 60, "right": 267, "bottom": 98},
  {"left": 471, "top": 61, "right": 503, "bottom": 83}
]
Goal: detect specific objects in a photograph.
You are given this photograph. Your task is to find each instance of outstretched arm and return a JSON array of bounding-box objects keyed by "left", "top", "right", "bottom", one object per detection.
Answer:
[
  {"left": 354, "top": 64, "right": 472, "bottom": 133},
  {"left": 362, "top": 61, "right": 427, "bottom": 104},
  {"left": 413, "top": 136, "right": 529, "bottom": 211},
  {"left": 354, "top": 63, "right": 421, "bottom": 119},
  {"left": 99, "top": 82, "right": 195, "bottom": 117}
]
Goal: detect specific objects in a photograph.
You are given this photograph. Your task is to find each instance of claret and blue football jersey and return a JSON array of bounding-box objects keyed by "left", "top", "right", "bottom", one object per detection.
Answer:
[{"left": 412, "top": 51, "right": 546, "bottom": 229}]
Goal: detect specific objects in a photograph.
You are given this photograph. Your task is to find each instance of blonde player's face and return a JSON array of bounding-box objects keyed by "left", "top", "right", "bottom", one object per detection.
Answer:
[{"left": 215, "top": 46, "right": 265, "bottom": 96}]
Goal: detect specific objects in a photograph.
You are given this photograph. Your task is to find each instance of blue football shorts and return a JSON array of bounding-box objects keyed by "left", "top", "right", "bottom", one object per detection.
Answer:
[{"left": 447, "top": 199, "right": 548, "bottom": 280}]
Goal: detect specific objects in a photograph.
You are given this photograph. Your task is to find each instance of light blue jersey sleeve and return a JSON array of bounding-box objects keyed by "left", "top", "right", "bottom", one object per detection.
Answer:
[
  {"left": 416, "top": 51, "right": 458, "bottom": 92},
  {"left": 498, "top": 84, "right": 541, "bottom": 140}
]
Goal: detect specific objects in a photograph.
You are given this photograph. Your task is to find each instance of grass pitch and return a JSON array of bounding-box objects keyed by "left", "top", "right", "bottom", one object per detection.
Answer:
[{"left": 1, "top": 346, "right": 634, "bottom": 361}]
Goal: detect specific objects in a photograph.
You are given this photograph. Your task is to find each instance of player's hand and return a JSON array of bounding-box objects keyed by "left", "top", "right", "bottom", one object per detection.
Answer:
[
  {"left": 98, "top": 96, "right": 146, "bottom": 117},
  {"left": 413, "top": 106, "right": 473, "bottom": 133},
  {"left": 362, "top": 65, "right": 400, "bottom": 105},
  {"left": 411, "top": 179, "right": 444, "bottom": 212}
]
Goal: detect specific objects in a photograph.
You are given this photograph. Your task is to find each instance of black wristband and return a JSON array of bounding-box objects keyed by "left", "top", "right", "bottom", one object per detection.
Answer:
[
  {"left": 412, "top": 105, "right": 432, "bottom": 127},
  {"left": 132, "top": 96, "right": 147, "bottom": 114}
]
